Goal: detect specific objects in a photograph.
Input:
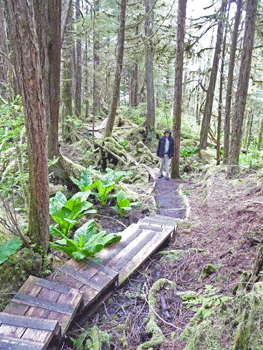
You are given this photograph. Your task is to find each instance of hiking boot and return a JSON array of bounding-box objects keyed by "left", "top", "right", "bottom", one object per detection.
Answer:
[
  {"left": 165, "top": 176, "right": 169, "bottom": 180},
  {"left": 158, "top": 174, "right": 163, "bottom": 178}
]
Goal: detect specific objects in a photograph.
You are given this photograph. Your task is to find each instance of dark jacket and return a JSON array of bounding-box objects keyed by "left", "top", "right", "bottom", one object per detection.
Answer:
[{"left": 157, "top": 135, "right": 174, "bottom": 158}]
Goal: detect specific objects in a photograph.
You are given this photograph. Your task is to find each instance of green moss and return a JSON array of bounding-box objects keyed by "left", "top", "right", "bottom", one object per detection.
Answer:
[
  {"left": 182, "top": 282, "right": 263, "bottom": 350},
  {"left": 86, "top": 326, "right": 111, "bottom": 350},
  {"left": 199, "top": 263, "right": 216, "bottom": 279}
]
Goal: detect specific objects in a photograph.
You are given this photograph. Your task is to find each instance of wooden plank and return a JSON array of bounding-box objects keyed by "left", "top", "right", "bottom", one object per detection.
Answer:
[
  {"left": 0, "top": 337, "right": 45, "bottom": 350},
  {"left": 105, "top": 229, "right": 156, "bottom": 272},
  {"left": 22, "top": 328, "right": 50, "bottom": 343},
  {"left": 4, "top": 302, "right": 29, "bottom": 316},
  {"left": 13, "top": 294, "right": 75, "bottom": 315},
  {"left": 36, "top": 279, "right": 71, "bottom": 295},
  {"left": 84, "top": 259, "right": 117, "bottom": 278},
  {"left": 119, "top": 228, "right": 172, "bottom": 283},
  {"left": 61, "top": 265, "right": 101, "bottom": 291},
  {"left": 96, "top": 228, "right": 143, "bottom": 264},
  {"left": 0, "top": 324, "right": 25, "bottom": 338},
  {"left": 138, "top": 217, "right": 175, "bottom": 228},
  {"left": 0, "top": 313, "right": 58, "bottom": 332}
]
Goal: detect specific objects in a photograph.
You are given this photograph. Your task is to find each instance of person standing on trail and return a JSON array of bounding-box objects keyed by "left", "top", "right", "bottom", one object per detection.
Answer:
[{"left": 157, "top": 129, "right": 174, "bottom": 180}]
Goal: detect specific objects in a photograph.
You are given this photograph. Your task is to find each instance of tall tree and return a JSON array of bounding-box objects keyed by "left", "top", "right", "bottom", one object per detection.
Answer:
[
  {"left": 145, "top": 0, "right": 155, "bottom": 134},
  {"left": 0, "top": 3, "right": 8, "bottom": 100},
  {"left": 171, "top": 0, "right": 187, "bottom": 179},
  {"left": 104, "top": 0, "right": 127, "bottom": 138},
  {"left": 199, "top": 0, "right": 227, "bottom": 150},
  {"left": 75, "top": 0, "right": 82, "bottom": 117},
  {"left": 228, "top": 0, "right": 257, "bottom": 173},
  {"left": 93, "top": 0, "right": 101, "bottom": 118},
  {"left": 223, "top": 0, "right": 242, "bottom": 164},
  {"left": 6, "top": 0, "right": 49, "bottom": 253}
]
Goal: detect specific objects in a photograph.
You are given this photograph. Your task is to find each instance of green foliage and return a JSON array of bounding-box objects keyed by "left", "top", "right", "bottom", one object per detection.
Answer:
[
  {"left": 70, "top": 168, "right": 95, "bottom": 192},
  {"left": 118, "top": 138, "right": 128, "bottom": 149},
  {"left": 180, "top": 146, "right": 198, "bottom": 158},
  {"left": 94, "top": 178, "right": 115, "bottom": 205},
  {"left": 111, "top": 190, "right": 142, "bottom": 217},
  {"left": 50, "top": 219, "right": 121, "bottom": 260},
  {"left": 183, "top": 284, "right": 232, "bottom": 319},
  {"left": 0, "top": 237, "right": 22, "bottom": 264},
  {"left": 94, "top": 168, "right": 132, "bottom": 205},
  {"left": 49, "top": 191, "right": 96, "bottom": 236}
]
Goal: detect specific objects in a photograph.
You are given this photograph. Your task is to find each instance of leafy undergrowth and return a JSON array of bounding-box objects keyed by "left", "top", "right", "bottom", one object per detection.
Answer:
[{"left": 64, "top": 163, "right": 263, "bottom": 350}]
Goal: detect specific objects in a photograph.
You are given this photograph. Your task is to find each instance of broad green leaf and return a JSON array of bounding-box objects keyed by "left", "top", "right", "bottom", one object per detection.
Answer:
[
  {"left": 74, "top": 220, "right": 95, "bottom": 245},
  {"left": 72, "top": 251, "right": 86, "bottom": 260},
  {"left": 49, "top": 191, "right": 67, "bottom": 215},
  {"left": 71, "top": 190, "right": 92, "bottom": 201},
  {"left": 115, "top": 171, "right": 133, "bottom": 182},
  {"left": 50, "top": 242, "right": 74, "bottom": 257},
  {"left": 80, "top": 169, "right": 94, "bottom": 191},
  {"left": 116, "top": 190, "right": 127, "bottom": 202},
  {"left": 103, "top": 233, "right": 122, "bottom": 246},
  {"left": 82, "top": 243, "right": 104, "bottom": 255},
  {"left": 0, "top": 238, "right": 22, "bottom": 264}
]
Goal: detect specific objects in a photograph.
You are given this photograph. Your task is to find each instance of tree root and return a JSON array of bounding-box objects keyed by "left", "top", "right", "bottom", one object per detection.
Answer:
[{"left": 137, "top": 279, "right": 177, "bottom": 350}]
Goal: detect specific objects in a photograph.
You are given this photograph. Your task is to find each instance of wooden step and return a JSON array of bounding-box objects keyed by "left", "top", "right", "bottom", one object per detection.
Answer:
[
  {"left": 0, "top": 312, "right": 60, "bottom": 350},
  {"left": 97, "top": 223, "right": 175, "bottom": 284},
  {"left": 4, "top": 276, "right": 83, "bottom": 334},
  {"left": 51, "top": 258, "right": 118, "bottom": 310},
  {"left": 138, "top": 214, "right": 177, "bottom": 227}
]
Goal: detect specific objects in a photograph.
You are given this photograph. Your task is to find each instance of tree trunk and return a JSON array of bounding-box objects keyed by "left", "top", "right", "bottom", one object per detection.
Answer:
[
  {"left": 104, "top": 0, "right": 127, "bottom": 138},
  {"left": 244, "top": 109, "right": 253, "bottom": 151},
  {"left": 171, "top": 0, "right": 187, "bottom": 179},
  {"left": 75, "top": 0, "right": 82, "bottom": 117},
  {"left": 217, "top": 14, "right": 228, "bottom": 166},
  {"left": 199, "top": 0, "right": 226, "bottom": 150},
  {"left": 223, "top": 0, "right": 242, "bottom": 164},
  {"left": 93, "top": 0, "right": 100, "bottom": 119},
  {"left": 145, "top": 0, "right": 155, "bottom": 135},
  {"left": 257, "top": 115, "right": 263, "bottom": 151},
  {"left": 228, "top": 0, "right": 257, "bottom": 173},
  {"left": 0, "top": 4, "right": 8, "bottom": 100},
  {"left": 6, "top": 0, "right": 49, "bottom": 254},
  {"left": 62, "top": 2, "right": 74, "bottom": 142}
]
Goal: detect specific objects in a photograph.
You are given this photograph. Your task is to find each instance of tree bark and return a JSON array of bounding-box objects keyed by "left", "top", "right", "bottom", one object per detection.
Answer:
[
  {"left": 93, "top": 0, "right": 100, "bottom": 119},
  {"left": 228, "top": 0, "right": 257, "bottom": 173},
  {"left": 6, "top": 0, "right": 49, "bottom": 253},
  {"left": 223, "top": 0, "right": 242, "bottom": 164},
  {"left": 145, "top": 0, "right": 155, "bottom": 134},
  {"left": 217, "top": 14, "right": 228, "bottom": 166},
  {"left": 104, "top": 0, "right": 127, "bottom": 138},
  {"left": 199, "top": 0, "right": 226, "bottom": 150},
  {"left": 171, "top": 0, "right": 187, "bottom": 179},
  {"left": 75, "top": 0, "right": 82, "bottom": 117},
  {"left": 257, "top": 115, "right": 263, "bottom": 151},
  {"left": 62, "top": 2, "right": 74, "bottom": 142},
  {"left": 0, "top": 3, "right": 8, "bottom": 99}
]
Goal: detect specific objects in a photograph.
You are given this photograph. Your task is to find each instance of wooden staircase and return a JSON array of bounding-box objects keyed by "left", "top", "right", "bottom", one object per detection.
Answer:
[{"left": 0, "top": 214, "right": 183, "bottom": 350}]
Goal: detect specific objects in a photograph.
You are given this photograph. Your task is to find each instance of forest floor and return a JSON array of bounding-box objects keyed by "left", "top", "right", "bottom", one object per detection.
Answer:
[{"left": 64, "top": 165, "right": 263, "bottom": 350}]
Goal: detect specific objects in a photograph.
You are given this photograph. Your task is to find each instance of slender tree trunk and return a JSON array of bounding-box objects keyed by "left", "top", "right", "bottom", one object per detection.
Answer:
[
  {"left": 217, "top": 14, "right": 228, "bottom": 165},
  {"left": 6, "top": 0, "right": 49, "bottom": 253},
  {"left": 92, "top": 0, "right": 100, "bottom": 119},
  {"left": 62, "top": 2, "right": 73, "bottom": 142},
  {"left": 223, "top": 0, "right": 242, "bottom": 164},
  {"left": 75, "top": 0, "right": 82, "bottom": 117},
  {"left": 244, "top": 109, "right": 253, "bottom": 151},
  {"left": 199, "top": 0, "right": 227, "bottom": 150},
  {"left": 145, "top": 0, "right": 155, "bottom": 134},
  {"left": 257, "top": 115, "right": 263, "bottom": 151},
  {"left": 171, "top": 0, "right": 187, "bottom": 179},
  {"left": 229, "top": 0, "right": 257, "bottom": 174},
  {"left": 0, "top": 4, "right": 8, "bottom": 99},
  {"left": 104, "top": 0, "right": 127, "bottom": 137}
]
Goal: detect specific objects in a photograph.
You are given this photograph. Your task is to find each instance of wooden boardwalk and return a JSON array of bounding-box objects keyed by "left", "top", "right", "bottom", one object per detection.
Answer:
[{"left": 0, "top": 213, "right": 183, "bottom": 349}]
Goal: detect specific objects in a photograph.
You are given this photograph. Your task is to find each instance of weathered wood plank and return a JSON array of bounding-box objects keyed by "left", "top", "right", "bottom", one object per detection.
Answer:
[
  {"left": 84, "top": 259, "right": 117, "bottom": 278},
  {"left": 105, "top": 229, "right": 156, "bottom": 272},
  {"left": 4, "top": 302, "right": 29, "bottom": 316},
  {"left": 36, "top": 278, "right": 71, "bottom": 294},
  {"left": 0, "top": 337, "right": 45, "bottom": 350},
  {"left": 119, "top": 228, "right": 172, "bottom": 283},
  {"left": 0, "top": 324, "right": 25, "bottom": 338},
  {"left": 13, "top": 294, "right": 75, "bottom": 315},
  {"left": 61, "top": 265, "right": 102, "bottom": 291},
  {"left": 0, "top": 313, "right": 58, "bottom": 332},
  {"left": 22, "top": 328, "right": 50, "bottom": 343}
]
